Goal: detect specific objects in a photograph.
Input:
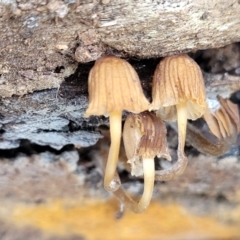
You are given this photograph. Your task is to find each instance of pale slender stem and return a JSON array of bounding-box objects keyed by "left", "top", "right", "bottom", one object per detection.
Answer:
[
  {"left": 135, "top": 158, "right": 155, "bottom": 213},
  {"left": 176, "top": 101, "right": 187, "bottom": 153},
  {"left": 104, "top": 111, "right": 122, "bottom": 192},
  {"left": 113, "top": 158, "right": 155, "bottom": 214},
  {"left": 154, "top": 102, "right": 188, "bottom": 181}
]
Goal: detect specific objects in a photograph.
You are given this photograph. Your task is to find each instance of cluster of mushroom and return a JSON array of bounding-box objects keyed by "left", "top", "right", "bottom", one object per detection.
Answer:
[{"left": 84, "top": 54, "right": 240, "bottom": 214}]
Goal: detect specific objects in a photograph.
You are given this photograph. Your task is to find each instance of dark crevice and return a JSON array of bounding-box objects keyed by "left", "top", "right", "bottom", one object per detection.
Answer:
[
  {"left": 184, "top": 145, "right": 200, "bottom": 157},
  {"left": 194, "top": 42, "right": 240, "bottom": 74},
  {"left": 216, "top": 193, "right": 228, "bottom": 203},
  {"left": 68, "top": 120, "right": 96, "bottom": 132},
  {"left": 0, "top": 129, "right": 5, "bottom": 134},
  {"left": 230, "top": 90, "right": 240, "bottom": 106},
  {"left": 54, "top": 66, "right": 65, "bottom": 73},
  {"left": 59, "top": 57, "right": 161, "bottom": 102},
  {"left": 60, "top": 62, "right": 94, "bottom": 98},
  {"left": 0, "top": 139, "right": 74, "bottom": 159}
]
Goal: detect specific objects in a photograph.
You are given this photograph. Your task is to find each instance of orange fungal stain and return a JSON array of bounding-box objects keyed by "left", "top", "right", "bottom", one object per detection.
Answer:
[{"left": 10, "top": 198, "right": 240, "bottom": 240}]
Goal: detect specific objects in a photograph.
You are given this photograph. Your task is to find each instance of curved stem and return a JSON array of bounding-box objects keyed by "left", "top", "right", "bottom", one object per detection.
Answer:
[
  {"left": 135, "top": 158, "right": 155, "bottom": 213},
  {"left": 104, "top": 111, "right": 122, "bottom": 191},
  {"left": 186, "top": 122, "right": 237, "bottom": 156},
  {"left": 154, "top": 102, "right": 188, "bottom": 181},
  {"left": 113, "top": 158, "right": 155, "bottom": 214},
  {"left": 154, "top": 151, "right": 188, "bottom": 181}
]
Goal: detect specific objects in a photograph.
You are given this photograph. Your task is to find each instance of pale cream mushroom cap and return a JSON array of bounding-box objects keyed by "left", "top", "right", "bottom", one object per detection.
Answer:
[
  {"left": 85, "top": 55, "right": 150, "bottom": 117},
  {"left": 151, "top": 54, "right": 207, "bottom": 121}
]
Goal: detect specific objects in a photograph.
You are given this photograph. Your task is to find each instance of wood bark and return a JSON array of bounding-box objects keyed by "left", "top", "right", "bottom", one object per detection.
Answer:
[
  {"left": 0, "top": 0, "right": 240, "bottom": 148},
  {"left": 1, "top": 0, "right": 240, "bottom": 97}
]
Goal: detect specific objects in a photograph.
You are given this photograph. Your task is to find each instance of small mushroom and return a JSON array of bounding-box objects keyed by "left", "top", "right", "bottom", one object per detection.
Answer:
[
  {"left": 85, "top": 55, "right": 149, "bottom": 191},
  {"left": 187, "top": 96, "right": 240, "bottom": 156},
  {"left": 151, "top": 54, "right": 207, "bottom": 180},
  {"left": 113, "top": 111, "right": 170, "bottom": 213}
]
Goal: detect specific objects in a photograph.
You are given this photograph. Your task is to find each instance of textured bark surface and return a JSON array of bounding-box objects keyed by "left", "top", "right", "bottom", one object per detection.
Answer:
[
  {"left": 1, "top": 0, "right": 240, "bottom": 148},
  {"left": 1, "top": 0, "right": 240, "bottom": 98}
]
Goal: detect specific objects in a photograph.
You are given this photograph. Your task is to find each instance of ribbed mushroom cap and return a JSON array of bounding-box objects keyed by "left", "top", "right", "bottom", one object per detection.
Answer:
[
  {"left": 151, "top": 54, "right": 207, "bottom": 121},
  {"left": 186, "top": 96, "right": 240, "bottom": 156},
  {"left": 204, "top": 95, "right": 240, "bottom": 139},
  {"left": 123, "top": 111, "right": 171, "bottom": 176},
  {"left": 85, "top": 55, "right": 149, "bottom": 117}
]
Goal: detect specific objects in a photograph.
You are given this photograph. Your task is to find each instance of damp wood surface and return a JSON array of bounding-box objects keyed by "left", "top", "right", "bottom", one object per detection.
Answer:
[
  {"left": 1, "top": 1, "right": 240, "bottom": 148},
  {"left": 1, "top": 0, "right": 240, "bottom": 98}
]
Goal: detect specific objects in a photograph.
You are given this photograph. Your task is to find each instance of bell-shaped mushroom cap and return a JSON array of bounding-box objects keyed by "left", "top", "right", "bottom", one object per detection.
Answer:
[
  {"left": 151, "top": 54, "right": 207, "bottom": 121},
  {"left": 123, "top": 111, "right": 171, "bottom": 176},
  {"left": 85, "top": 55, "right": 150, "bottom": 117}
]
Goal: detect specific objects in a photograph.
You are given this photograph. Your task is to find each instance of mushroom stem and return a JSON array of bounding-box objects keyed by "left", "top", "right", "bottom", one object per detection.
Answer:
[
  {"left": 176, "top": 101, "right": 188, "bottom": 152},
  {"left": 186, "top": 121, "right": 238, "bottom": 156},
  {"left": 154, "top": 101, "right": 188, "bottom": 181},
  {"left": 113, "top": 158, "right": 155, "bottom": 214},
  {"left": 154, "top": 153, "right": 188, "bottom": 181},
  {"left": 104, "top": 110, "right": 122, "bottom": 191},
  {"left": 135, "top": 158, "right": 155, "bottom": 213}
]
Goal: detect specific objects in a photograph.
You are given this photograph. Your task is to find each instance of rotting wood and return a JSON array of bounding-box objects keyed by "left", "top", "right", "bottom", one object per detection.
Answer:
[
  {"left": 0, "top": 63, "right": 239, "bottom": 149},
  {"left": 1, "top": 0, "right": 240, "bottom": 97},
  {"left": 1, "top": 1, "right": 240, "bottom": 148}
]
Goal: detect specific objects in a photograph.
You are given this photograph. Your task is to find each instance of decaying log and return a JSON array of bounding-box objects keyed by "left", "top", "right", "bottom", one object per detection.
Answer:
[
  {"left": 1, "top": 0, "right": 240, "bottom": 97},
  {"left": 1, "top": 0, "right": 240, "bottom": 148},
  {"left": 0, "top": 61, "right": 239, "bottom": 149}
]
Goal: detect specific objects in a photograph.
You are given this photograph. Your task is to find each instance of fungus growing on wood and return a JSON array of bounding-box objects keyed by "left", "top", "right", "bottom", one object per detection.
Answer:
[
  {"left": 85, "top": 55, "right": 149, "bottom": 191},
  {"left": 151, "top": 54, "right": 207, "bottom": 180},
  {"left": 113, "top": 111, "right": 171, "bottom": 213},
  {"left": 187, "top": 96, "right": 240, "bottom": 156}
]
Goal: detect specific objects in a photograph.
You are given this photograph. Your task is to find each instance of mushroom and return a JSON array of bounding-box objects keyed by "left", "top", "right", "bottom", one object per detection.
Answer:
[
  {"left": 151, "top": 54, "right": 207, "bottom": 180},
  {"left": 186, "top": 96, "right": 240, "bottom": 156},
  {"left": 113, "top": 111, "right": 171, "bottom": 213},
  {"left": 84, "top": 55, "right": 149, "bottom": 191}
]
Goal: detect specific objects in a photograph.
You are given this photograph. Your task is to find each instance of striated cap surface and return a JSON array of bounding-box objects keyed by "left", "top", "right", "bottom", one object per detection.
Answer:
[
  {"left": 85, "top": 55, "right": 149, "bottom": 117},
  {"left": 123, "top": 111, "right": 171, "bottom": 176},
  {"left": 204, "top": 96, "right": 240, "bottom": 139},
  {"left": 151, "top": 54, "right": 207, "bottom": 121}
]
